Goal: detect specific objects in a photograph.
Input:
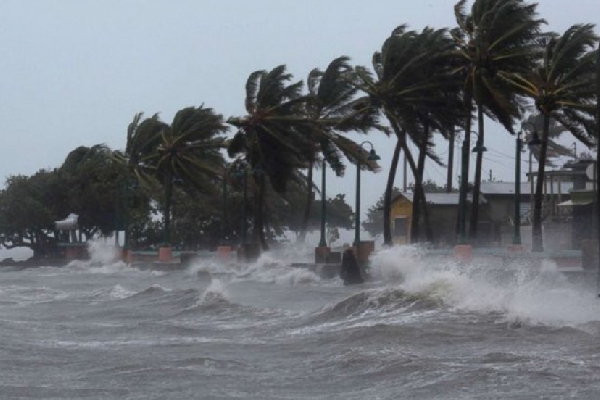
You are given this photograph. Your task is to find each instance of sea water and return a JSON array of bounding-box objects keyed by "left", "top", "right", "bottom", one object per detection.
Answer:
[{"left": 1, "top": 243, "right": 600, "bottom": 399}]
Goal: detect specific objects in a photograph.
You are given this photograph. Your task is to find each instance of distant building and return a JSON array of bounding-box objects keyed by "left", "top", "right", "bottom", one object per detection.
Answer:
[
  {"left": 557, "top": 160, "right": 597, "bottom": 249},
  {"left": 390, "top": 192, "right": 487, "bottom": 246},
  {"left": 390, "top": 163, "right": 594, "bottom": 249}
]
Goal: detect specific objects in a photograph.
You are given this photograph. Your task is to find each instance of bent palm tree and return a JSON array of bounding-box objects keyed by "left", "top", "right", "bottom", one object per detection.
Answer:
[
  {"left": 228, "top": 65, "right": 313, "bottom": 249},
  {"left": 504, "top": 24, "right": 598, "bottom": 251},
  {"left": 298, "top": 56, "right": 381, "bottom": 242},
  {"left": 122, "top": 107, "right": 228, "bottom": 245},
  {"left": 352, "top": 26, "right": 462, "bottom": 244},
  {"left": 452, "top": 0, "right": 544, "bottom": 238}
]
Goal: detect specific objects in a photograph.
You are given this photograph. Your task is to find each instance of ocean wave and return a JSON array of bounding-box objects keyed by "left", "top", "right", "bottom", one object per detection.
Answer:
[
  {"left": 177, "top": 280, "right": 286, "bottom": 325},
  {"left": 368, "top": 245, "right": 600, "bottom": 328},
  {"left": 311, "top": 287, "right": 442, "bottom": 323},
  {"left": 232, "top": 253, "right": 322, "bottom": 286}
]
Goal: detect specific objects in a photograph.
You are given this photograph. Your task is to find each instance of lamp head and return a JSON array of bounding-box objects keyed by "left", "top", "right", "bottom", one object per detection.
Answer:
[
  {"left": 472, "top": 145, "right": 487, "bottom": 153},
  {"left": 367, "top": 149, "right": 381, "bottom": 161}
]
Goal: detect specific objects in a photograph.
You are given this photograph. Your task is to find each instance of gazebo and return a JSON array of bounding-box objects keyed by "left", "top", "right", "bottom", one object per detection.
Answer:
[{"left": 54, "top": 214, "right": 87, "bottom": 260}]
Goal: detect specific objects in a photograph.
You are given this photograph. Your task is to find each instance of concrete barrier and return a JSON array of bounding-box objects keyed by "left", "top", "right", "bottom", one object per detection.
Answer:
[
  {"left": 217, "top": 246, "right": 233, "bottom": 263},
  {"left": 314, "top": 246, "right": 330, "bottom": 263},
  {"left": 453, "top": 244, "right": 473, "bottom": 262},
  {"left": 158, "top": 246, "right": 172, "bottom": 262}
]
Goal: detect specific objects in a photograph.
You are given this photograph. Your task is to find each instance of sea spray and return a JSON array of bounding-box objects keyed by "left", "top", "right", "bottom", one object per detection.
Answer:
[
  {"left": 235, "top": 251, "right": 321, "bottom": 285},
  {"left": 368, "top": 245, "right": 600, "bottom": 326},
  {"left": 62, "top": 239, "right": 136, "bottom": 273},
  {"left": 87, "top": 239, "right": 121, "bottom": 265},
  {"left": 200, "top": 278, "right": 230, "bottom": 304}
]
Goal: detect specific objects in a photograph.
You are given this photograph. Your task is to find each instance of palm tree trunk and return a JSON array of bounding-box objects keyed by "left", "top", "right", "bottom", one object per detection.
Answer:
[
  {"left": 298, "top": 158, "right": 315, "bottom": 242},
  {"left": 469, "top": 104, "right": 484, "bottom": 239},
  {"left": 412, "top": 134, "right": 433, "bottom": 243},
  {"left": 411, "top": 138, "right": 426, "bottom": 243},
  {"left": 386, "top": 115, "right": 431, "bottom": 243},
  {"left": 394, "top": 128, "right": 422, "bottom": 243},
  {"left": 446, "top": 126, "right": 455, "bottom": 193},
  {"left": 163, "top": 169, "right": 173, "bottom": 245},
  {"left": 420, "top": 158, "right": 433, "bottom": 242},
  {"left": 532, "top": 114, "right": 550, "bottom": 252},
  {"left": 383, "top": 139, "right": 402, "bottom": 246}
]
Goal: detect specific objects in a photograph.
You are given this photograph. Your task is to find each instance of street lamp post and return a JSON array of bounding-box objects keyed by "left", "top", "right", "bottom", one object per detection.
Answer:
[
  {"left": 457, "top": 138, "right": 469, "bottom": 244},
  {"left": 354, "top": 141, "right": 380, "bottom": 256},
  {"left": 513, "top": 130, "right": 523, "bottom": 245},
  {"left": 514, "top": 122, "right": 541, "bottom": 246}
]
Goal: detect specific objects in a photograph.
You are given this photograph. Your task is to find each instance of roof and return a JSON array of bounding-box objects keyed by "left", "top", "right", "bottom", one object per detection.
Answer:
[
  {"left": 481, "top": 181, "right": 573, "bottom": 196},
  {"left": 394, "top": 192, "right": 485, "bottom": 206}
]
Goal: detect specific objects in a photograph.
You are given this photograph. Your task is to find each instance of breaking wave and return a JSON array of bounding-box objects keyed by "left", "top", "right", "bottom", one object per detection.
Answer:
[{"left": 368, "top": 245, "right": 600, "bottom": 327}]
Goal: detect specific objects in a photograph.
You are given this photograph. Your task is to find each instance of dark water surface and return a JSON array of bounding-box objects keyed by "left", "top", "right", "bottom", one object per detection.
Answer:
[{"left": 2, "top": 244, "right": 600, "bottom": 399}]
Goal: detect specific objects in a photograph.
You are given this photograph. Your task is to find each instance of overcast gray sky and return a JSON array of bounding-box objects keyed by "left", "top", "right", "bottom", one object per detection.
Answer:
[{"left": 0, "top": 0, "right": 598, "bottom": 215}]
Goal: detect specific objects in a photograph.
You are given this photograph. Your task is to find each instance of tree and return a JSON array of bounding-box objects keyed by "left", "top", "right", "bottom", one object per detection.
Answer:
[
  {"left": 504, "top": 24, "right": 599, "bottom": 251},
  {"left": 0, "top": 171, "right": 62, "bottom": 258},
  {"left": 452, "top": 0, "right": 545, "bottom": 238},
  {"left": 352, "top": 26, "right": 461, "bottom": 244},
  {"left": 121, "top": 107, "right": 228, "bottom": 246},
  {"left": 228, "top": 65, "right": 314, "bottom": 250},
  {"left": 61, "top": 144, "right": 130, "bottom": 239},
  {"left": 297, "top": 56, "right": 379, "bottom": 242}
]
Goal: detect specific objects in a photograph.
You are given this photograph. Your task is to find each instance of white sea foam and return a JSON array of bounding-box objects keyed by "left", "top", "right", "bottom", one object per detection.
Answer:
[
  {"left": 369, "top": 245, "right": 600, "bottom": 326},
  {"left": 186, "top": 258, "right": 230, "bottom": 276},
  {"left": 199, "top": 279, "right": 230, "bottom": 303},
  {"left": 108, "top": 284, "right": 136, "bottom": 299},
  {"left": 64, "top": 239, "right": 139, "bottom": 273},
  {"left": 234, "top": 252, "right": 321, "bottom": 286},
  {"left": 87, "top": 239, "right": 121, "bottom": 265}
]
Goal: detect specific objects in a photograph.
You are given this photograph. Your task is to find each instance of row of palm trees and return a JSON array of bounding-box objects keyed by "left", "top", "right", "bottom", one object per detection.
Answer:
[{"left": 118, "top": 0, "right": 599, "bottom": 252}]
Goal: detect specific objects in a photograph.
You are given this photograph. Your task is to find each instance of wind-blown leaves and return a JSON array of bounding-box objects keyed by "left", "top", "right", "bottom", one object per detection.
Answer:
[
  {"left": 502, "top": 23, "right": 598, "bottom": 251},
  {"left": 228, "top": 65, "right": 312, "bottom": 194}
]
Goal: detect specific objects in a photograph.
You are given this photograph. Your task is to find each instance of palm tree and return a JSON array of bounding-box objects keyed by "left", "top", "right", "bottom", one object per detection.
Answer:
[
  {"left": 297, "top": 56, "right": 380, "bottom": 242},
  {"left": 522, "top": 113, "right": 572, "bottom": 167},
  {"left": 503, "top": 24, "right": 599, "bottom": 251},
  {"left": 351, "top": 26, "right": 462, "bottom": 245},
  {"left": 122, "top": 106, "right": 228, "bottom": 246},
  {"left": 123, "top": 112, "right": 164, "bottom": 186},
  {"left": 452, "top": 0, "right": 545, "bottom": 239},
  {"left": 228, "top": 65, "right": 313, "bottom": 250}
]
